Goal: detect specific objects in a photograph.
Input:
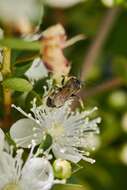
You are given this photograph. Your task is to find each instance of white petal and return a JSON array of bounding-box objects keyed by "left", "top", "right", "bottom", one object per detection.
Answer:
[
  {"left": 25, "top": 58, "right": 48, "bottom": 82},
  {"left": 0, "top": 128, "right": 4, "bottom": 153},
  {"left": 46, "top": 0, "right": 83, "bottom": 8},
  {"left": 0, "top": 152, "right": 16, "bottom": 188},
  {"left": 52, "top": 143, "right": 82, "bottom": 163},
  {"left": 10, "top": 118, "right": 41, "bottom": 148},
  {"left": 0, "top": 0, "right": 41, "bottom": 23},
  {"left": 21, "top": 158, "right": 54, "bottom": 190}
]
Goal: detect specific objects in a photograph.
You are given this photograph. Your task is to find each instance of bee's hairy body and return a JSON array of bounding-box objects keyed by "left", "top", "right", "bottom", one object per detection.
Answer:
[{"left": 47, "top": 77, "right": 81, "bottom": 108}]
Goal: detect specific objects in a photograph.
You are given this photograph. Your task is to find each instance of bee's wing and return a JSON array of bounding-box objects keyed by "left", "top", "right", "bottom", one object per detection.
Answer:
[{"left": 54, "top": 87, "right": 73, "bottom": 104}]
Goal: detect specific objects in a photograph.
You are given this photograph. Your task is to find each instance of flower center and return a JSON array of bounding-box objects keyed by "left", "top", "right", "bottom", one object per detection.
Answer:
[
  {"left": 2, "top": 183, "right": 21, "bottom": 190},
  {"left": 48, "top": 122, "right": 64, "bottom": 139}
]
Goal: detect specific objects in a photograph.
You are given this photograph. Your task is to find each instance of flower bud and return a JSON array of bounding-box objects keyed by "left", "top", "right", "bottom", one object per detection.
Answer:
[
  {"left": 120, "top": 144, "right": 127, "bottom": 165},
  {"left": 53, "top": 159, "right": 72, "bottom": 179},
  {"left": 108, "top": 91, "right": 127, "bottom": 109},
  {"left": 41, "top": 24, "right": 70, "bottom": 81},
  {"left": 101, "top": 0, "right": 124, "bottom": 7},
  {"left": 121, "top": 113, "right": 127, "bottom": 132}
]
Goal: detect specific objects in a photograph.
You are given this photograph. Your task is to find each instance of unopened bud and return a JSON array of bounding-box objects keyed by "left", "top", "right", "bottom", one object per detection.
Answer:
[
  {"left": 108, "top": 91, "right": 127, "bottom": 109},
  {"left": 53, "top": 159, "right": 72, "bottom": 179},
  {"left": 101, "top": 0, "right": 124, "bottom": 7},
  {"left": 120, "top": 144, "right": 127, "bottom": 165}
]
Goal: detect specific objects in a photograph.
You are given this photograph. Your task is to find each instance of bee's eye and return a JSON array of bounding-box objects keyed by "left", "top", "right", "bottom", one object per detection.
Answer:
[
  {"left": 47, "top": 97, "right": 53, "bottom": 107},
  {"left": 73, "top": 79, "right": 81, "bottom": 88},
  {"left": 75, "top": 79, "right": 81, "bottom": 85}
]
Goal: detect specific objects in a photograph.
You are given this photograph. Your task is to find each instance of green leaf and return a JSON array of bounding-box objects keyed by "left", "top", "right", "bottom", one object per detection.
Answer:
[
  {"left": 0, "top": 38, "right": 41, "bottom": 50},
  {"left": 52, "top": 184, "right": 84, "bottom": 190},
  {"left": 3, "top": 77, "right": 33, "bottom": 92},
  {"left": 14, "top": 61, "right": 32, "bottom": 77}
]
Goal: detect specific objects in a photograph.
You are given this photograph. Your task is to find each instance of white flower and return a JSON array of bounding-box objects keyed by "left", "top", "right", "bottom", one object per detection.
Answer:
[
  {"left": 10, "top": 99, "right": 101, "bottom": 164},
  {"left": 45, "top": 0, "right": 84, "bottom": 8},
  {"left": 0, "top": 142, "right": 54, "bottom": 190},
  {"left": 0, "top": 128, "right": 5, "bottom": 153},
  {"left": 0, "top": 0, "right": 42, "bottom": 25},
  {"left": 25, "top": 57, "right": 48, "bottom": 84}
]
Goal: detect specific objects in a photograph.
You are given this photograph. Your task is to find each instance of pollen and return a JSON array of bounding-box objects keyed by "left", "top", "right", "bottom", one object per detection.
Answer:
[
  {"left": 48, "top": 122, "right": 64, "bottom": 139},
  {"left": 2, "top": 183, "right": 21, "bottom": 190}
]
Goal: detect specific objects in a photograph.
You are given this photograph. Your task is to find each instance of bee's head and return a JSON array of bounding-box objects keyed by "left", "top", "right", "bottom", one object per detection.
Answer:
[
  {"left": 67, "top": 77, "right": 81, "bottom": 90},
  {"left": 47, "top": 97, "right": 55, "bottom": 107}
]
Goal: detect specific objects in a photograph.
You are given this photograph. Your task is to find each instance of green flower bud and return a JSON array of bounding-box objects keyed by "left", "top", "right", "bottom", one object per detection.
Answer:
[
  {"left": 108, "top": 91, "right": 127, "bottom": 109},
  {"left": 120, "top": 144, "right": 127, "bottom": 165},
  {"left": 53, "top": 159, "right": 72, "bottom": 179},
  {"left": 101, "top": 0, "right": 114, "bottom": 7},
  {"left": 121, "top": 112, "right": 127, "bottom": 132},
  {"left": 101, "top": 0, "right": 124, "bottom": 7}
]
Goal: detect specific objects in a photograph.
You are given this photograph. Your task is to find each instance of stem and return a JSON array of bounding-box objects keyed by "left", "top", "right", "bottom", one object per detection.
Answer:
[
  {"left": 15, "top": 53, "right": 39, "bottom": 64},
  {"left": 3, "top": 88, "right": 12, "bottom": 129},
  {"left": 80, "top": 7, "right": 121, "bottom": 81},
  {"left": 1, "top": 47, "right": 11, "bottom": 76},
  {"left": 1, "top": 47, "right": 12, "bottom": 129}
]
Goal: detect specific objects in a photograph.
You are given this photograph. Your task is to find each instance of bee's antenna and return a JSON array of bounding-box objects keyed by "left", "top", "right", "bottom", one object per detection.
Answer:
[{"left": 80, "top": 81, "right": 85, "bottom": 86}]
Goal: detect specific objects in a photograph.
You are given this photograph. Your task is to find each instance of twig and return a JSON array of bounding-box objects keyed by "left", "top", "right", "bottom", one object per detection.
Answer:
[
  {"left": 71, "top": 77, "right": 123, "bottom": 110},
  {"left": 15, "top": 53, "right": 39, "bottom": 64},
  {"left": 80, "top": 7, "right": 121, "bottom": 81},
  {"left": 80, "top": 77, "right": 123, "bottom": 100}
]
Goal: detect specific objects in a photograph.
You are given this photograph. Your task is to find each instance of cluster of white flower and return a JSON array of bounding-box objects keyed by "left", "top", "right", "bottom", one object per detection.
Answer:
[
  {"left": 0, "top": 86, "right": 101, "bottom": 190},
  {"left": 0, "top": 128, "right": 65, "bottom": 190}
]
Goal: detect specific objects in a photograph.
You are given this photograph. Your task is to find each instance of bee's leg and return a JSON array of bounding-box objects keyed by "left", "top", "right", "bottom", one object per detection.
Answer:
[
  {"left": 79, "top": 98, "right": 84, "bottom": 109},
  {"left": 71, "top": 94, "right": 84, "bottom": 109}
]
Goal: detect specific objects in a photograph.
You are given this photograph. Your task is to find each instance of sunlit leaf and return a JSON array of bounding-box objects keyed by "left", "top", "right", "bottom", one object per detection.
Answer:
[
  {"left": 0, "top": 38, "right": 41, "bottom": 50},
  {"left": 3, "top": 77, "right": 33, "bottom": 92},
  {"left": 52, "top": 184, "right": 84, "bottom": 190}
]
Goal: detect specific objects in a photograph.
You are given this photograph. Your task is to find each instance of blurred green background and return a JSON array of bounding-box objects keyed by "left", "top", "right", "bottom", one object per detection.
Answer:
[{"left": 1, "top": 0, "right": 127, "bottom": 190}]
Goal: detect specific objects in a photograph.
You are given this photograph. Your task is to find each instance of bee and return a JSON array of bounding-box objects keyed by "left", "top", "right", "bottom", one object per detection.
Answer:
[{"left": 46, "top": 77, "right": 82, "bottom": 108}]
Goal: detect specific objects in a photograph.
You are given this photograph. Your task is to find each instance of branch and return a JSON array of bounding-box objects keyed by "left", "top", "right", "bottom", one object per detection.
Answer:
[
  {"left": 71, "top": 77, "right": 123, "bottom": 110},
  {"left": 80, "top": 7, "right": 121, "bottom": 81},
  {"left": 80, "top": 77, "right": 123, "bottom": 100}
]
